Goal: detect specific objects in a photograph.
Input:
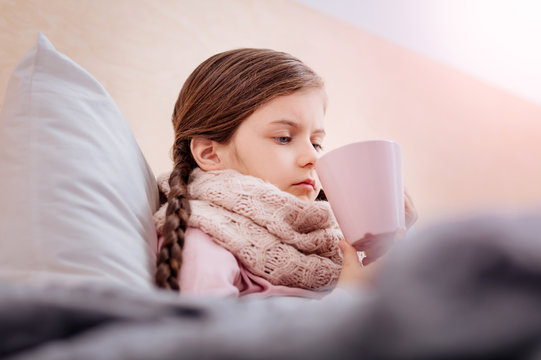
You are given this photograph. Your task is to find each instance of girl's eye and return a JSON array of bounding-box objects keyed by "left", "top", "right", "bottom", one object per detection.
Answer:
[
  {"left": 312, "top": 143, "right": 323, "bottom": 151},
  {"left": 275, "top": 136, "right": 291, "bottom": 144}
]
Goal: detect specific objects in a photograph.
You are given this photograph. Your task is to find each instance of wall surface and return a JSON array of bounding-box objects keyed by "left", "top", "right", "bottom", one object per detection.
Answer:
[
  {"left": 296, "top": 0, "right": 541, "bottom": 106},
  {"left": 1, "top": 0, "right": 541, "bottom": 228}
]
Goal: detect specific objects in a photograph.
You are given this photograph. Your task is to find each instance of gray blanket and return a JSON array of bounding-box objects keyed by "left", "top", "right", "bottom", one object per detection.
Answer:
[{"left": 2, "top": 213, "right": 541, "bottom": 359}]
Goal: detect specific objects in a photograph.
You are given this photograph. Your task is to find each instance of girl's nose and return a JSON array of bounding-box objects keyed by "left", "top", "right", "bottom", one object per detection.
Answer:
[{"left": 298, "top": 141, "right": 319, "bottom": 167}]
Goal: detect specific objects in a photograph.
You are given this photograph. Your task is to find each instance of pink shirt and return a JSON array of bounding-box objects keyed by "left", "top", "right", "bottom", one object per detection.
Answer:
[{"left": 158, "top": 227, "right": 331, "bottom": 299}]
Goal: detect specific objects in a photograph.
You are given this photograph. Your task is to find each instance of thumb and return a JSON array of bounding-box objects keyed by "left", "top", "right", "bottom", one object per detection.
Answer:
[
  {"left": 338, "top": 240, "right": 361, "bottom": 266},
  {"left": 337, "top": 240, "right": 367, "bottom": 288}
]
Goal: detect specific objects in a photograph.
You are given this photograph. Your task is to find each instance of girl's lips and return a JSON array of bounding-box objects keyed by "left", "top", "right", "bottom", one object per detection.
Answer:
[{"left": 293, "top": 181, "right": 316, "bottom": 191}]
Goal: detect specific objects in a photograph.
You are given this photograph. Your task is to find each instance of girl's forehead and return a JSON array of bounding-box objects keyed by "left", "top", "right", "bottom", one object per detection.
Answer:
[
  {"left": 253, "top": 89, "right": 326, "bottom": 118},
  {"left": 230, "top": 88, "right": 326, "bottom": 140}
]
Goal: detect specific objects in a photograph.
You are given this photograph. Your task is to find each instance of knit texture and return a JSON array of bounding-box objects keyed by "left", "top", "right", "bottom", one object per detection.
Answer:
[{"left": 154, "top": 168, "right": 343, "bottom": 290}]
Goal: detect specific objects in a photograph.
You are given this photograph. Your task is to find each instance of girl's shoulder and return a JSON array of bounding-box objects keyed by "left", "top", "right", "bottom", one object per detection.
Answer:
[{"left": 185, "top": 227, "right": 214, "bottom": 243}]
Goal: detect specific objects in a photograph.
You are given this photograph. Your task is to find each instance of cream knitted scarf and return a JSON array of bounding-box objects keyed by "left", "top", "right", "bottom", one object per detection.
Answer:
[{"left": 154, "top": 168, "right": 343, "bottom": 291}]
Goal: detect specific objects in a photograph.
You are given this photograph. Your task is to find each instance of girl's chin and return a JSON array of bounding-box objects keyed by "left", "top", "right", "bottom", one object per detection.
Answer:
[
  {"left": 299, "top": 196, "right": 316, "bottom": 202},
  {"left": 288, "top": 190, "right": 317, "bottom": 202}
]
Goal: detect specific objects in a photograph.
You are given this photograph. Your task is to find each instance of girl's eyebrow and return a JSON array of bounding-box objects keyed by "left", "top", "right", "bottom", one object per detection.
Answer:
[{"left": 269, "top": 119, "right": 326, "bottom": 135}]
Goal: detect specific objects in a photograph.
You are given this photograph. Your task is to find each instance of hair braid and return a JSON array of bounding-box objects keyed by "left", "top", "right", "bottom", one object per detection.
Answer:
[{"left": 155, "top": 140, "right": 195, "bottom": 290}]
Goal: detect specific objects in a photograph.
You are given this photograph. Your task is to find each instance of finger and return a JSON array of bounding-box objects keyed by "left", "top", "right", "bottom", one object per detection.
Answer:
[
  {"left": 363, "top": 247, "right": 383, "bottom": 266},
  {"left": 404, "top": 190, "right": 414, "bottom": 211},
  {"left": 403, "top": 190, "right": 418, "bottom": 227}
]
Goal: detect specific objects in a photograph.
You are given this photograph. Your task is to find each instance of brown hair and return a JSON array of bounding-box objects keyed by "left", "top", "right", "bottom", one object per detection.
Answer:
[{"left": 155, "top": 48, "right": 324, "bottom": 290}]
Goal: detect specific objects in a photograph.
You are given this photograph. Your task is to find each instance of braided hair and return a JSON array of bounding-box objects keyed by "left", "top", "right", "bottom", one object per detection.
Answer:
[{"left": 155, "top": 48, "right": 324, "bottom": 290}]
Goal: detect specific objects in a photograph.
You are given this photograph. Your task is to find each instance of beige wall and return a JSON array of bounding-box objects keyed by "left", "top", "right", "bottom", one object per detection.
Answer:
[{"left": 2, "top": 0, "right": 541, "bottom": 228}]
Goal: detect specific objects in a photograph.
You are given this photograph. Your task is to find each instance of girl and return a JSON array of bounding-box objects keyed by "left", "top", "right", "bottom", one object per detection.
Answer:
[{"left": 154, "top": 48, "right": 417, "bottom": 297}]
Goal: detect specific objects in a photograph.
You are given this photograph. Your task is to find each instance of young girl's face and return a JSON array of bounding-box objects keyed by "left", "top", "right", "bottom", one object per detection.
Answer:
[{"left": 216, "top": 88, "right": 326, "bottom": 202}]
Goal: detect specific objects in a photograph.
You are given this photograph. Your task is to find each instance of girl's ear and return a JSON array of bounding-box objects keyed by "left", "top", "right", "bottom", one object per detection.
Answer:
[{"left": 190, "top": 137, "right": 225, "bottom": 171}]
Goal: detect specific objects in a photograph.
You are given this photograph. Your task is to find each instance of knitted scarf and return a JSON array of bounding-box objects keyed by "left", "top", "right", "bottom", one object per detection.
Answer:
[{"left": 154, "top": 168, "right": 343, "bottom": 291}]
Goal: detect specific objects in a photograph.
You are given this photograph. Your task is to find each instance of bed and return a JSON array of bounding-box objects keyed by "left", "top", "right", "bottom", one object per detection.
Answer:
[{"left": 1, "top": 34, "right": 540, "bottom": 360}]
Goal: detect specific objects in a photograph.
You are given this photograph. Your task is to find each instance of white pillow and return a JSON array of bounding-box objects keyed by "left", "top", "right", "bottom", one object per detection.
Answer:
[{"left": 0, "top": 33, "right": 159, "bottom": 289}]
